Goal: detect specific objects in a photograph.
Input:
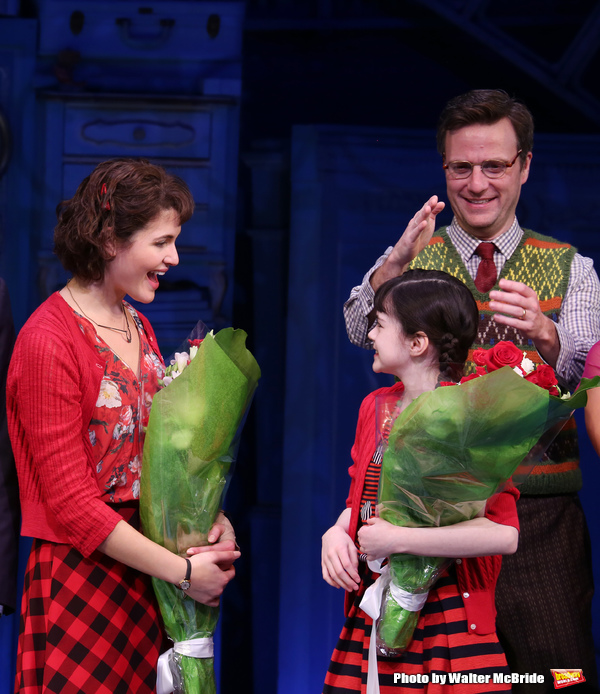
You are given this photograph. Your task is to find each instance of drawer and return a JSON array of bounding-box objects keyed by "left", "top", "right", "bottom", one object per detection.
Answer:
[
  {"left": 63, "top": 102, "right": 213, "bottom": 159},
  {"left": 38, "top": 0, "right": 244, "bottom": 62}
]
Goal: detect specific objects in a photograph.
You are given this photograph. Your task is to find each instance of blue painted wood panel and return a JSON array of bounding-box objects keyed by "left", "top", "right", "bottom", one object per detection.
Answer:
[{"left": 0, "top": 20, "right": 37, "bottom": 329}]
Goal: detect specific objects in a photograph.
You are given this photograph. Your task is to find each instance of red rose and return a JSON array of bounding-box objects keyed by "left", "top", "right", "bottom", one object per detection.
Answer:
[
  {"left": 188, "top": 338, "right": 204, "bottom": 347},
  {"left": 525, "top": 364, "right": 560, "bottom": 396},
  {"left": 480, "top": 341, "right": 524, "bottom": 372},
  {"left": 472, "top": 349, "right": 488, "bottom": 366}
]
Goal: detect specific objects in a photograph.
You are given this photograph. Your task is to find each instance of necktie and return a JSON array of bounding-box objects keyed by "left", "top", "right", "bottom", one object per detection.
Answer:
[{"left": 474, "top": 242, "right": 497, "bottom": 292}]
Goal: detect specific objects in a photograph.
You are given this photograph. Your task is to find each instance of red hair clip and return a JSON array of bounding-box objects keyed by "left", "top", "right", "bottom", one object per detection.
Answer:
[{"left": 100, "top": 183, "right": 110, "bottom": 211}]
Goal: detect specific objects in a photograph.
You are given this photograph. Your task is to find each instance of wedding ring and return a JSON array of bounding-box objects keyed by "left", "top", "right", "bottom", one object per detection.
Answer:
[{"left": 521, "top": 308, "right": 527, "bottom": 320}]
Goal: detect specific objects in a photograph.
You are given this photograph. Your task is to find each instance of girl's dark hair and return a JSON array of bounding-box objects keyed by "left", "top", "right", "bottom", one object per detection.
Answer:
[
  {"left": 54, "top": 158, "right": 195, "bottom": 282},
  {"left": 373, "top": 269, "right": 479, "bottom": 381},
  {"left": 436, "top": 89, "right": 533, "bottom": 167}
]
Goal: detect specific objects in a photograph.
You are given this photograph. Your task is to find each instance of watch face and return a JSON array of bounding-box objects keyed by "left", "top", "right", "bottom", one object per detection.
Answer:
[{"left": 180, "top": 580, "right": 191, "bottom": 591}]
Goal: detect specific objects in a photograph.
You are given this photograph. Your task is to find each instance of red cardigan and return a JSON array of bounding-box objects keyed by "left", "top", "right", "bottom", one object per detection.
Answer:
[
  {"left": 345, "top": 382, "right": 520, "bottom": 635},
  {"left": 7, "top": 292, "right": 162, "bottom": 557}
]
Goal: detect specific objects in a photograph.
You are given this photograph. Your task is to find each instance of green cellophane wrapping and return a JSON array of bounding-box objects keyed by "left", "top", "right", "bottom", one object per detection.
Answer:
[
  {"left": 376, "top": 367, "right": 599, "bottom": 656},
  {"left": 140, "top": 328, "right": 260, "bottom": 694}
]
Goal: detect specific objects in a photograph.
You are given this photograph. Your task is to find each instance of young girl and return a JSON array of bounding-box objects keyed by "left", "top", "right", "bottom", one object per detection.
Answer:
[
  {"left": 7, "top": 159, "right": 240, "bottom": 693},
  {"left": 322, "top": 269, "right": 519, "bottom": 693}
]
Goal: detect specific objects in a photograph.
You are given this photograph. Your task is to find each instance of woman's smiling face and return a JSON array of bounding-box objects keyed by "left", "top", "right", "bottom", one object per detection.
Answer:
[{"left": 103, "top": 208, "right": 181, "bottom": 303}]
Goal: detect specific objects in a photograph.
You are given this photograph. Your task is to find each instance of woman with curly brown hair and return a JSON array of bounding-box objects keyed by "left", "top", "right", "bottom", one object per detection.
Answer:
[{"left": 7, "top": 159, "right": 239, "bottom": 694}]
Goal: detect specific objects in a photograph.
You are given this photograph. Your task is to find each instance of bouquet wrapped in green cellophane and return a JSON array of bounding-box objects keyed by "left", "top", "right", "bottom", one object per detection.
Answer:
[
  {"left": 140, "top": 324, "right": 260, "bottom": 694},
  {"left": 373, "top": 365, "right": 598, "bottom": 657}
]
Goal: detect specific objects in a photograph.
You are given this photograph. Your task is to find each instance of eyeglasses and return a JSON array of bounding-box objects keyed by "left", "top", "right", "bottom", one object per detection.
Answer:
[{"left": 443, "top": 150, "right": 522, "bottom": 179}]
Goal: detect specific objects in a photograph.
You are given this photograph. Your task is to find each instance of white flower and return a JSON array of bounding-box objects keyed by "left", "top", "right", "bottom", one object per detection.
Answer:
[
  {"left": 520, "top": 354, "right": 535, "bottom": 375},
  {"left": 173, "top": 352, "right": 190, "bottom": 372},
  {"left": 189, "top": 345, "right": 199, "bottom": 360},
  {"left": 96, "top": 380, "right": 122, "bottom": 408}
]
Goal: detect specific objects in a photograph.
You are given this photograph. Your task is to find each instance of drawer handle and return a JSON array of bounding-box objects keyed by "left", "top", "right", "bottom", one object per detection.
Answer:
[{"left": 115, "top": 17, "right": 175, "bottom": 50}]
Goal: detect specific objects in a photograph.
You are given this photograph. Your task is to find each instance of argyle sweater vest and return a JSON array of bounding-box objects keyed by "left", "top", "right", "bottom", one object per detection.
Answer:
[{"left": 409, "top": 227, "right": 579, "bottom": 495}]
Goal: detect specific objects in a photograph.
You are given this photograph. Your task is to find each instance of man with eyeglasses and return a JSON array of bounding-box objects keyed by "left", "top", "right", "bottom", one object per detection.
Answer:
[{"left": 344, "top": 89, "right": 599, "bottom": 689}]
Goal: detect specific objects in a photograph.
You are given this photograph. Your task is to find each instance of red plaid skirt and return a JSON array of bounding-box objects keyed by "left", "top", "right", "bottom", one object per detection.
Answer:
[{"left": 15, "top": 505, "right": 166, "bottom": 694}]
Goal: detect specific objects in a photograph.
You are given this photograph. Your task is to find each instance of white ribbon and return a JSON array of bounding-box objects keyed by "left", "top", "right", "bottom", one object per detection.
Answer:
[
  {"left": 389, "top": 582, "right": 428, "bottom": 612},
  {"left": 156, "top": 636, "right": 214, "bottom": 694},
  {"left": 359, "top": 560, "right": 429, "bottom": 694}
]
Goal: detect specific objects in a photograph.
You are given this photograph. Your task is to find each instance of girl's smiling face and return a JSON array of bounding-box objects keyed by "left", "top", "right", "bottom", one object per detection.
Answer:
[
  {"left": 103, "top": 208, "right": 181, "bottom": 303},
  {"left": 367, "top": 311, "right": 413, "bottom": 378}
]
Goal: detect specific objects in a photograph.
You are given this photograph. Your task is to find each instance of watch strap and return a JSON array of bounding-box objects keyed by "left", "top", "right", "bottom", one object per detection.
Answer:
[{"left": 179, "top": 557, "right": 192, "bottom": 591}]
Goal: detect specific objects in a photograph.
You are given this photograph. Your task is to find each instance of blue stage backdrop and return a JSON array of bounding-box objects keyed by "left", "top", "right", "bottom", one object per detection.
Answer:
[{"left": 280, "top": 124, "right": 600, "bottom": 693}]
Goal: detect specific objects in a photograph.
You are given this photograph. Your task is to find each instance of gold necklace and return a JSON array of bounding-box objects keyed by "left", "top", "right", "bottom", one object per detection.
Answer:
[{"left": 66, "top": 282, "right": 132, "bottom": 343}]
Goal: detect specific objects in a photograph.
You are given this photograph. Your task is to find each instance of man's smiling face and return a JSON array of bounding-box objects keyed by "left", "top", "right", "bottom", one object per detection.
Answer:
[{"left": 444, "top": 117, "right": 532, "bottom": 241}]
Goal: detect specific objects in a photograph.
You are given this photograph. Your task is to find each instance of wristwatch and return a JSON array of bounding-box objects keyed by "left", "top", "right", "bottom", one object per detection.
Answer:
[{"left": 179, "top": 557, "right": 192, "bottom": 591}]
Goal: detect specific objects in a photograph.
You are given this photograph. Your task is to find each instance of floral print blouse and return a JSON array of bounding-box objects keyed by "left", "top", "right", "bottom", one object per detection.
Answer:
[{"left": 71, "top": 303, "right": 164, "bottom": 503}]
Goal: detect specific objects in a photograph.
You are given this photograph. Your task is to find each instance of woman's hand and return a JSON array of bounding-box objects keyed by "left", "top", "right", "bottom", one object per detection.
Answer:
[
  {"left": 321, "top": 525, "right": 360, "bottom": 591},
  {"left": 208, "top": 511, "right": 237, "bottom": 546},
  {"left": 98, "top": 519, "right": 240, "bottom": 606},
  {"left": 186, "top": 539, "right": 237, "bottom": 555},
  {"left": 186, "top": 511, "right": 239, "bottom": 555},
  {"left": 186, "top": 549, "right": 240, "bottom": 607},
  {"left": 357, "top": 516, "right": 401, "bottom": 561}
]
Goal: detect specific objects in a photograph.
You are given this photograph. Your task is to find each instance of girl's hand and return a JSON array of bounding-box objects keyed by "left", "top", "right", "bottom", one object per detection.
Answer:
[
  {"left": 357, "top": 516, "right": 401, "bottom": 561},
  {"left": 186, "top": 549, "right": 240, "bottom": 606},
  {"left": 321, "top": 525, "right": 360, "bottom": 591}
]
